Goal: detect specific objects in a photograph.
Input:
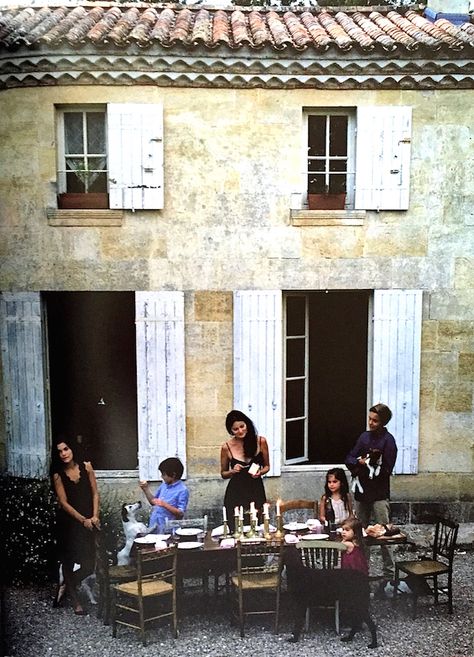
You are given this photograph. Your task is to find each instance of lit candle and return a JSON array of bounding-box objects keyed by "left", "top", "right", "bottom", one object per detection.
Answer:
[
  {"left": 234, "top": 506, "right": 239, "bottom": 517},
  {"left": 263, "top": 502, "right": 270, "bottom": 518},
  {"left": 276, "top": 499, "right": 281, "bottom": 516},
  {"left": 239, "top": 505, "right": 244, "bottom": 520},
  {"left": 223, "top": 506, "right": 227, "bottom": 523}
]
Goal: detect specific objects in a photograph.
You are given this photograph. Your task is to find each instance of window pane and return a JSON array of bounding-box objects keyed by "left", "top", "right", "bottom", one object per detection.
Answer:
[
  {"left": 87, "top": 112, "right": 106, "bottom": 154},
  {"left": 308, "top": 115, "right": 326, "bottom": 157},
  {"left": 64, "top": 113, "right": 84, "bottom": 155},
  {"left": 286, "top": 297, "right": 305, "bottom": 335},
  {"left": 286, "top": 379, "right": 305, "bottom": 418},
  {"left": 286, "top": 338, "right": 305, "bottom": 378},
  {"left": 65, "top": 157, "right": 86, "bottom": 193},
  {"left": 286, "top": 419, "right": 305, "bottom": 460},
  {"left": 329, "top": 116, "right": 347, "bottom": 156}
]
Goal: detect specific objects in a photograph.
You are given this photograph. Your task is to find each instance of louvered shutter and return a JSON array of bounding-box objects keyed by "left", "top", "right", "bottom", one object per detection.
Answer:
[
  {"left": 234, "top": 291, "right": 282, "bottom": 476},
  {"left": 108, "top": 104, "right": 164, "bottom": 210},
  {"left": 0, "top": 292, "right": 49, "bottom": 477},
  {"left": 135, "top": 292, "right": 186, "bottom": 480},
  {"left": 355, "top": 106, "right": 412, "bottom": 210},
  {"left": 372, "top": 290, "right": 422, "bottom": 474}
]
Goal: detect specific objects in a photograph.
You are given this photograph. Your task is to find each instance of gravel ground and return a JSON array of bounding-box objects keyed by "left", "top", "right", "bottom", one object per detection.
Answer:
[{"left": 3, "top": 549, "right": 473, "bottom": 657}]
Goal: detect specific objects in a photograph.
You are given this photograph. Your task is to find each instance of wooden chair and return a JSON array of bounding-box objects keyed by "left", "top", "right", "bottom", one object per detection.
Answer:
[
  {"left": 165, "top": 515, "right": 212, "bottom": 593},
  {"left": 165, "top": 514, "right": 208, "bottom": 534},
  {"left": 95, "top": 532, "right": 137, "bottom": 626},
  {"left": 231, "top": 541, "right": 284, "bottom": 637},
  {"left": 394, "top": 518, "right": 459, "bottom": 618},
  {"left": 298, "top": 539, "right": 346, "bottom": 634},
  {"left": 280, "top": 499, "right": 318, "bottom": 522},
  {"left": 112, "top": 546, "right": 178, "bottom": 645}
]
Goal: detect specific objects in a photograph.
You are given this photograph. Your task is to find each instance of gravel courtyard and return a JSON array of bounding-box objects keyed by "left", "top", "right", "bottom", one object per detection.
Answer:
[{"left": 3, "top": 549, "right": 473, "bottom": 657}]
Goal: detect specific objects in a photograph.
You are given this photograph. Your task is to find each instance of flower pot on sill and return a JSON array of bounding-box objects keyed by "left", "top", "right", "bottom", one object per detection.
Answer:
[
  {"left": 58, "top": 193, "right": 109, "bottom": 209},
  {"left": 308, "top": 193, "right": 346, "bottom": 210}
]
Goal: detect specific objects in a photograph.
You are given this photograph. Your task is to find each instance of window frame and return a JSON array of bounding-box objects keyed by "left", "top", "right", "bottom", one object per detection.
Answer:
[{"left": 302, "top": 108, "right": 356, "bottom": 209}]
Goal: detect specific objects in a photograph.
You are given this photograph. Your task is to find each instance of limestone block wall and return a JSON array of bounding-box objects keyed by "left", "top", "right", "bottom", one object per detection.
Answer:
[{"left": 0, "top": 84, "right": 472, "bottom": 506}]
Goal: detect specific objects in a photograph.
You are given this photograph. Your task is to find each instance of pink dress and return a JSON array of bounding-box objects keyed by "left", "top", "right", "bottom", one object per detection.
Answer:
[{"left": 341, "top": 544, "right": 369, "bottom": 576}]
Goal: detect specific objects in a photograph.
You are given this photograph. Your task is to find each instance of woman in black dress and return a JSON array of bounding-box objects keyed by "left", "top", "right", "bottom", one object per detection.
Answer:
[
  {"left": 51, "top": 437, "right": 100, "bottom": 614},
  {"left": 220, "top": 410, "right": 270, "bottom": 531}
]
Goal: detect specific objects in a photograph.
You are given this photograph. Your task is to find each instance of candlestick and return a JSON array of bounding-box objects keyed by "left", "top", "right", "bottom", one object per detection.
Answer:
[
  {"left": 222, "top": 519, "right": 229, "bottom": 538},
  {"left": 233, "top": 515, "right": 243, "bottom": 540},
  {"left": 263, "top": 516, "right": 272, "bottom": 540},
  {"left": 245, "top": 515, "right": 257, "bottom": 539},
  {"left": 274, "top": 513, "right": 284, "bottom": 541}
]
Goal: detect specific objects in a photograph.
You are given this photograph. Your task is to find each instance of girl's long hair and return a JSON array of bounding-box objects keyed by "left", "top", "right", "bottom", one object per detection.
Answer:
[
  {"left": 225, "top": 409, "right": 258, "bottom": 459},
  {"left": 342, "top": 515, "right": 368, "bottom": 557},
  {"left": 324, "top": 467, "right": 350, "bottom": 510}
]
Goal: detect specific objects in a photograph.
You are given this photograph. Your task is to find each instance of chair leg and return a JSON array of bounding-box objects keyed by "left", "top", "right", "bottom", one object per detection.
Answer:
[
  {"left": 239, "top": 588, "right": 244, "bottom": 638},
  {"left": 304, "top": 607, "right": 310, "bottom": 632},
  {"left": 448, "top": 573, "right": 453, "bottom": 614},
  {"left": 274, "top": 589, "right": 280, "bottom": 634},
  {"left": 335, "top": 600, "right": 340, "bottom": 635},
  {"left": 412, "top": 592, "right": 418, "bottom": 619},
  {"left": 434, "top": 575, "right": 439, "bottom": 605},
  {"left": 393, "top": 566, "right": 400, "bottom": 607}
]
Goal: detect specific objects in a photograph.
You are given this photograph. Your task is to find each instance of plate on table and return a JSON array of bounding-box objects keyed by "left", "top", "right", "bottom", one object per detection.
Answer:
[
  {"left": 283, "top": 522, "right": 308, "bottom": 532},
  {"left": 300, "top": 533, "right": 329, "bottom": 541},
  {"left": 135, "top": 534, "right": 170, "bottom": 544},
  {"left": 177, "top": 541, "right": 203, "bottom": 550},
  {"left": 175, "top": 527, "right": 203, "bottom": 537}
]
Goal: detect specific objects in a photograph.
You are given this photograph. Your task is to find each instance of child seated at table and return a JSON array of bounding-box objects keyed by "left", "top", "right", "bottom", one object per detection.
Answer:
[
  {"left": 140, "top": 457, "right": 189, "bottom": 533},
  {"left": 319, "top": 467, "right": 353, "bottom": 529}
]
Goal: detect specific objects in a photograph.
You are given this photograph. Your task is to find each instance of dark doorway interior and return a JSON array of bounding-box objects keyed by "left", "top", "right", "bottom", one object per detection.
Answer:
[
  {"left": 308, "top": 290, "right": 369, "bottom": 463},
  {"left": 45, "top": 291, "right": 137, "bottom": 470}
]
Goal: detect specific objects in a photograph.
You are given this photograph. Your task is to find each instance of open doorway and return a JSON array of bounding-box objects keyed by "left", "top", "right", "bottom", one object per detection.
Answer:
[
  {"left": 44, "top": 291, "right": 137, "bottom": 470},
  {"left": 284, "top": 290, "right": 370, "bottom": 465}
]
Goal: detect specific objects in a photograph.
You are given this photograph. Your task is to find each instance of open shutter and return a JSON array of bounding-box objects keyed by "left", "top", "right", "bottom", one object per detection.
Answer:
[
  {"left": 355, "top": 106, "right": 412, "bottom": 211},
  {"left": 234, "top": 291, "right": 282, "bottom": 476},
  {"left": 135, "top": 292, "right": 186, "bottom": 480},
  {"left": 108, "top": 104, "right": 164, "bottom": 210},
  {"left": 0, "top": 292, "right": 49, "bottom": 477},
  {"left": 372, "top": 290, "right": 422, "bottom": 474}
]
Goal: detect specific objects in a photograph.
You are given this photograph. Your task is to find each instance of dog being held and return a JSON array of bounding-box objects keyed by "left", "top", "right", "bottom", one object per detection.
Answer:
[
  {"left": 117, "top": 501, "right": 157, "bottom": 566},
  {"left": 283, "top": 545, "right": 378, "bottom": 649}
]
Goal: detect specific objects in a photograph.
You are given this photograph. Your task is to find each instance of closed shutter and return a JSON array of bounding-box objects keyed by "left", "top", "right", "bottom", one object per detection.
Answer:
[
  {"left": 108, "top": 104, "right": 164, "bottom": 210},
  {"left": 135, "top": 292, "right": 186, "bottom": 480},
  {"left": 0, "top": 292, "right": 49, "bottom": 478},
  {"left": 372, "top": 290, "right": 422, "bottom": 474},
  {"left": 234, "top": 291, "right": 282, "bottom": 476},
  {"left": 355, "top": 106, "right": 412, "bottom": 211}
]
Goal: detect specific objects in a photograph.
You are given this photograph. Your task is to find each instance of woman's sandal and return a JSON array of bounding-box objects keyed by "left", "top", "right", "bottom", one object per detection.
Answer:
[{"left": 73, "top": 604, "right": 86, "bottom": 616}]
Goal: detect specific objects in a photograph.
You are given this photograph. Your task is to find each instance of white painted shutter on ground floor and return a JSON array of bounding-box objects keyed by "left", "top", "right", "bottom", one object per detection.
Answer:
[
  {"left": 233, "top": 290, "right": 282, "bottom": 477},
  {"left": 372, "top": 289, "right": 422, "bottom": 475},
  {"left": 135, "top": 291, "right": 186, "bottom": 480},
  {"left": 0, "top": 292, "right": 49, "bottom": 478}
]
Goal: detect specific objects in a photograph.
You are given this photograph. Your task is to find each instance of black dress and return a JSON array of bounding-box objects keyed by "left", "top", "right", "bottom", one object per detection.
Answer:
[
  {"left": 223, "top": 439, "right": 267, "bottom": 531},
  {"left": 55, "top": 462, "right": 95, "bottom": 566}
]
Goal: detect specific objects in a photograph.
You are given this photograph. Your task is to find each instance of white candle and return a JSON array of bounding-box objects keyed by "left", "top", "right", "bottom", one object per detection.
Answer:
[
  {"left": 276, "top": 499, "right": 281, "bottom": 516},
  {"left": 240, "top": 505, "right": 244, "bottom": 520},
  {"left": 234, "top": 506, "right": 239, "bottom": 517},
  {"left": 223, "top": 506, "right": 227, "bottom": 523},
  {"left": 250, "top": 501, "right": 255, "bottom": 515},
  {"left": 263, "top": 502, "right": 270, "bottom": 518}
]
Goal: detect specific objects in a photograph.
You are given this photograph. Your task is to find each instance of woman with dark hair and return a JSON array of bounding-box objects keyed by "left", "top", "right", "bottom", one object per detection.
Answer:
[
  {"left": 220, "top": 409, "right": 270, "bottom": 531},
  {"left": 50, "top": 437, "right": 100, "bottom": 615}
]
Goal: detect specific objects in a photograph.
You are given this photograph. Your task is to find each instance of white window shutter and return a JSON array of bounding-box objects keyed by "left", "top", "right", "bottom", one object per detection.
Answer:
[
  {"left": 372, "top": 290, "right": 422, "bottom": 474},
  {"left": 0, "top": 292, "right": 49, "bottom": 478},
  {"left": 135, "top": 292, "right": 186, "bottom": 480},
  {"left": 355, "top": 106, "right": 412, "bottom": 211},
  {"left": 108, "top": 104, "right": 164, "bottom": 210},
  {"left": 234, "top": 291, "right": 282, "bottom": 477}
]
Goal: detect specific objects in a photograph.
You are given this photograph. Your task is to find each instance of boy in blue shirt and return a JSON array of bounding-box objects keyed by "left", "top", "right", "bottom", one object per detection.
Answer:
[{"left": 139, "top": 457, "right": 189, "bottom": 533}]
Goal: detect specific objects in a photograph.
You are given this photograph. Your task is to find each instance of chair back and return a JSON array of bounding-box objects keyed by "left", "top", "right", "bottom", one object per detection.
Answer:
[
  {"left": 433, "top": 518, "right": 459, "bottom": 566},
  {"left": 298, "top": 540, "right": 346, "bottom": 570},
  {"left": 280, "top": 499, "right": 318, "bottom": 522},
  {"left": 165, "top": 514, "right": 208, "bottom": 533},
  {"left": 237, "top": 541, "right": 283, "bottom": 580},
  {"left": 136, "top": 546, "right": 177, "bottom": 595}
]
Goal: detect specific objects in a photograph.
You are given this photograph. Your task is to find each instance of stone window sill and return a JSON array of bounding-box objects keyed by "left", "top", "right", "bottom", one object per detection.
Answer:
[
  {"left": 47, "top": 209, "right": 124, "bottom": 227},
  {"left": 290, "top": 209, "right": 366, "bottom": 226}
]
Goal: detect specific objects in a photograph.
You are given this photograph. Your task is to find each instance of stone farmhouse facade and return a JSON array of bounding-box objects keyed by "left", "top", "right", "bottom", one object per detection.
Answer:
[{"left": 0, "top": 1, "right": 473, "bottom": 522}]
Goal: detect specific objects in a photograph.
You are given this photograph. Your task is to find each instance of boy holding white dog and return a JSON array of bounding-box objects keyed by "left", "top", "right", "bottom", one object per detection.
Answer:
[{"left": 139, "top": 457, "right": 189, "bottom": 533}]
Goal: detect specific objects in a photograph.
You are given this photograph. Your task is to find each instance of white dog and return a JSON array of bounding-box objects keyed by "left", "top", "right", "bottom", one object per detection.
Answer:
[
  {"left": 57, "top": 564, "right": 97, "bottom": 606},
  {"left": 117, "top": 501, "right": 156, "bottom": 566}
]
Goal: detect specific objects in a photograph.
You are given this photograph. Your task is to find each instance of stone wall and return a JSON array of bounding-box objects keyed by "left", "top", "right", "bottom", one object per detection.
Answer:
[{"left": 0, "top": 84, "right": 472, "bottom": 501}]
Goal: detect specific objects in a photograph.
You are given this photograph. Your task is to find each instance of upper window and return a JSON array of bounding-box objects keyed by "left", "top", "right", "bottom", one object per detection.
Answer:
[
  {"left": 301, "top": 106, "right": 412, "bottom": 212},
  {"left": 306, "top": 110, "right": 355, "bottom": 210},
  {"left": 56, "top": 103, "right": 164, "bottom": 211}
]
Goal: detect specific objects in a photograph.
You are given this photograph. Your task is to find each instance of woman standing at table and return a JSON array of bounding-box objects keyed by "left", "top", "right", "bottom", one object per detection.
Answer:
[
  {"left": 51, "top": 436, "right": 100, "bottom": 615},
  {"left": 220, "top": 410, "right": 270, "bottom": 531}
]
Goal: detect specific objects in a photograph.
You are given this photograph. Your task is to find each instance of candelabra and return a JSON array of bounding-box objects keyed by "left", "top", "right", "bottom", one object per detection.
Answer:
[
  {"left": 233, "top": 515, "right": 243, "bottom": 540},
  {"left": 245, "top": 516, "right": 257, "bottom": 538},
  {"left": 273, "top": 514, "right": 284, "bottom": 541},
  {"left": 222, "top": 519, "right": 229, "bottom": 538},
  {"left": 263, "top": 516, "right": 272, "bottom": 540}
]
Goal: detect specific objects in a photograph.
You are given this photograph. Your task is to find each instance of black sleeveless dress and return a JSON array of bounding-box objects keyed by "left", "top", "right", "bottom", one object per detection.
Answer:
[
  {"left": 223, "top": 439, "right": 267, "bottom": 531},
  {"left": 56, "top": 462, "right": 95, "bottom": 566}
]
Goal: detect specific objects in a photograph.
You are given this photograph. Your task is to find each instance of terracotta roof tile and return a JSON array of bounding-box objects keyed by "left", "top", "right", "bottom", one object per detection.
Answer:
[{"left": 0, "top": 4, "right": 472, "bottom": 54}]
